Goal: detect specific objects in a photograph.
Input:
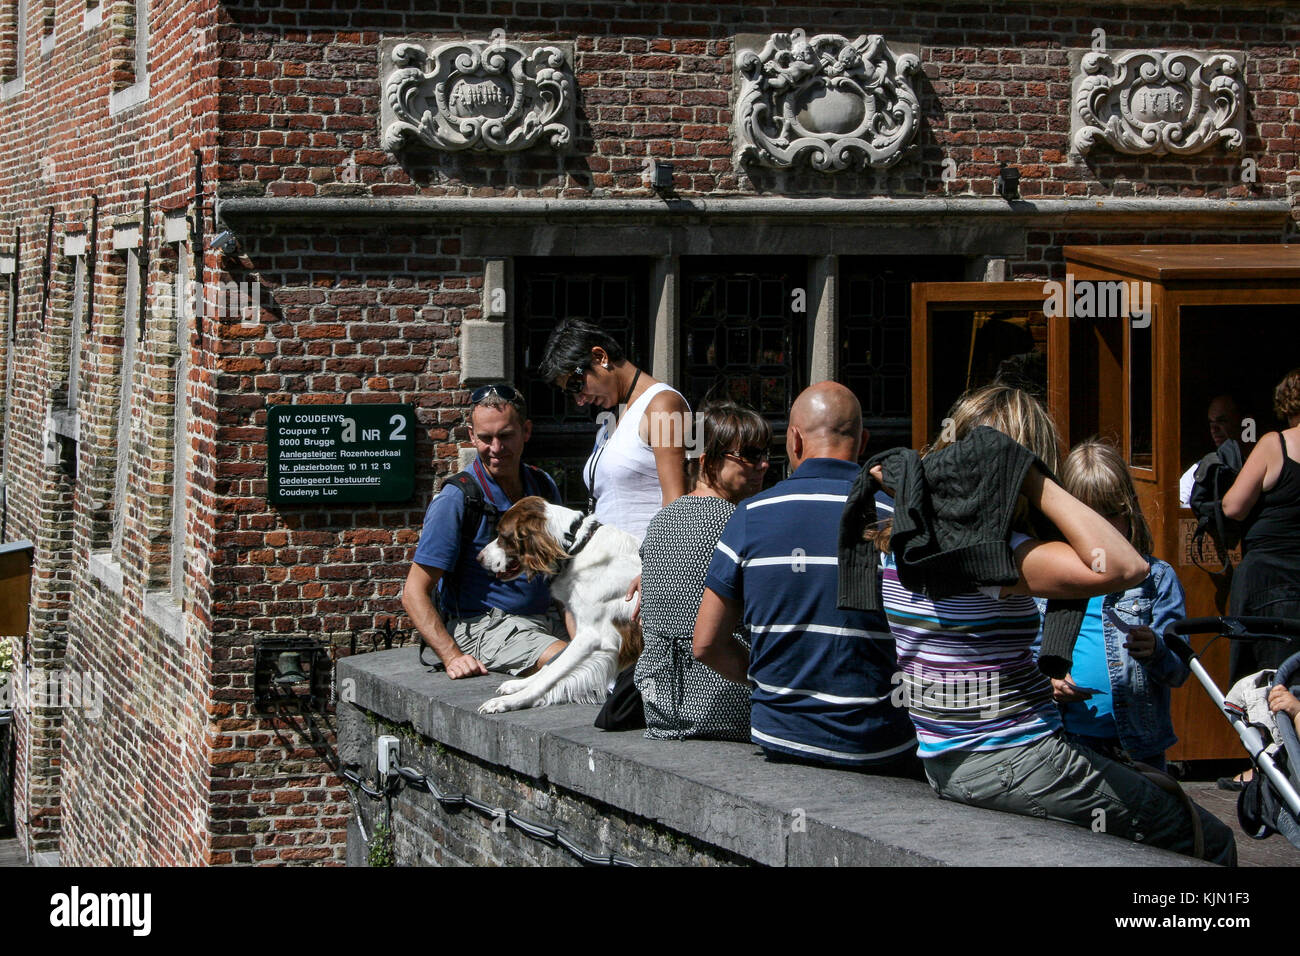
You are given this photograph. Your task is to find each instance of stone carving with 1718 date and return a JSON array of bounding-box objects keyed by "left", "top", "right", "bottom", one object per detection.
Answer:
[{"left": 1072, "top": 49, "right": 1244, "bottom": 157}]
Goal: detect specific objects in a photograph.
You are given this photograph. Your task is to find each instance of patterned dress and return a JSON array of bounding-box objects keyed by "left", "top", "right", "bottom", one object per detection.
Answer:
[{"left": 635, "top": 495, "right": 752, "bottom": 740}]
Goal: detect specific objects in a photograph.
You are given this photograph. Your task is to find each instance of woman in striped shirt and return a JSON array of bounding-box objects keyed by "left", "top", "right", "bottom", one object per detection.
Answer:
[{"left": 872, "top": 385, "right": 1235, "bottom": 865}]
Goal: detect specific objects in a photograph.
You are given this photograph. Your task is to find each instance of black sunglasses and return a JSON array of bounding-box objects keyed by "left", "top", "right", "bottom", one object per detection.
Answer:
[
  {"left": 725, "top": 446, "right": 770, "bottom": 466},
  {"left": 560, "top": 365, "right": 588, "bottom": 395},
  {"left": 470, "top": 383, "right": 522, "bottom": 405}
]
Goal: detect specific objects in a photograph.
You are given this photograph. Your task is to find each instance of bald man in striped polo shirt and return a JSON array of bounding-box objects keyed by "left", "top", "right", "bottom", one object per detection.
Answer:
[{"left": 693, "top": 382, "right": 919, "bottom": 774}]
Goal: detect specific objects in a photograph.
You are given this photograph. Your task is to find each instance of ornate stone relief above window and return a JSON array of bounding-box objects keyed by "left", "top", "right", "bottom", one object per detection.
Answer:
[
  {"left": 1071, "top": 50, "right": 1245, "bottom": 157},
  {"left": 380, "top": 38, "right": 575, "bottom": 154},
  {"left": 734, "top": 30, "right": 922, "bottom": 171}
]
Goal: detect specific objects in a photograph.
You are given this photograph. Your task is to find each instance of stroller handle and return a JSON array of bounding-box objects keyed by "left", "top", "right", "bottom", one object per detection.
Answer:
[{"left": 1163, "top": 616, "right": 1300, "bottom": 664}]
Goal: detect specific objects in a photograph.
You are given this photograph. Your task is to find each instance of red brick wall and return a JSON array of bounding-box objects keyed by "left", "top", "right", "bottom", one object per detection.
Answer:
[
  {"left": 0, "top": 0, "right": 219, "bottom": 863},
  {"left": 204, "top": 224, "right": 473, "bottom": 863},
  {"left": 213, "top": 2, "right": 1298, "bottom": 202}
]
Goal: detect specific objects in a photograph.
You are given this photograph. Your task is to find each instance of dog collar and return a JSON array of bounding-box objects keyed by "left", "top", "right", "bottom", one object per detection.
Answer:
[{"left": 561, "top": 514, "right": 602, "bottom": 560}]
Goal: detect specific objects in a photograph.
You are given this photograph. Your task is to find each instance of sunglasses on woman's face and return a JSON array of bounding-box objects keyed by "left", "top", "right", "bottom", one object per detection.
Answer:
[
  {"left": 560, "top": 365, "right": 589, "bottom": 395},
  {"left": 725, "top": 446, "right": 770, "bottom": 467}
]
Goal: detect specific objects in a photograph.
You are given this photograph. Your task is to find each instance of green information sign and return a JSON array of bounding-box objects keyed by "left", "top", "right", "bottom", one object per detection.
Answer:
[{"left": 267, "top": 404, "right": 416, "bottom": 505}]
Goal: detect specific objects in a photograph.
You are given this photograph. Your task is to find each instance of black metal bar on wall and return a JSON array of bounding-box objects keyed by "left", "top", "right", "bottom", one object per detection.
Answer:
[
  {"left": 85, "top": 195, "right": 98, "bottom": 334},
  {"left": 38, "top": 208, "right": 53, "bottom": 331},
  {"left": 192, "top": 149, "right": 204, "bottom": 342}
]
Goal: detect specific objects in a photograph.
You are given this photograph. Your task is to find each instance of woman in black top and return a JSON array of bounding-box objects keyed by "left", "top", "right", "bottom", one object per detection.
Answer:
[{"left": 1223, "top": 367, "right": 1300, "bottom": 680}]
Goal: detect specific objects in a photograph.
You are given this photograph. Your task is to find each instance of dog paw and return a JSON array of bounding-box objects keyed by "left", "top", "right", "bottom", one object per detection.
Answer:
[
  {"left": 478, "top": 696, "right": 513, "bottom": 715},
  {"left": 496, "top": 678, "right": 527, "bottom": 696}
]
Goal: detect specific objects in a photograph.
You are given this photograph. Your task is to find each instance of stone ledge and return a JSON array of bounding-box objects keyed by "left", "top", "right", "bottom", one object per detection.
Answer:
[
  {"left": 108, "top": 78, "right": 150, "bottom": 117},
  {"left": 86, "top": 551, "right": 123, "bottom": 595},
  {"left": 219, "top": 196, "right": 1290, "bottom": 230},
  {"left": 142, "top": 590, "right": 185, "bottom": 644},
  {"left": 339, "top": 647, "right": 1206, "bottom": 867}
]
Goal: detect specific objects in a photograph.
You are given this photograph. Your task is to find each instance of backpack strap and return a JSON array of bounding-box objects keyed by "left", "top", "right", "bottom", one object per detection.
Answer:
[
  {"left": 1189, "top": 442, "right": 1244, "bottom": 576},
  {"left": 1191, "top": 505, "right": 1234, "bottom": 577},
  {"left": 439, "top": 470, "right": 498, "bottom": 561}
]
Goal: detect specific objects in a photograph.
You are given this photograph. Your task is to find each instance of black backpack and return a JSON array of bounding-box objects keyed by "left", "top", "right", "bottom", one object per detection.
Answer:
[{"left": 1188, "top": 438, "right": 1245, "bottom": 574}]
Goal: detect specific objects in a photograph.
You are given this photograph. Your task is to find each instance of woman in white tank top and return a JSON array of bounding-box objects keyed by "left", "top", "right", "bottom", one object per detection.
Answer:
[{"left": 538, "top": 319, "right": 689, "bottom": 542}]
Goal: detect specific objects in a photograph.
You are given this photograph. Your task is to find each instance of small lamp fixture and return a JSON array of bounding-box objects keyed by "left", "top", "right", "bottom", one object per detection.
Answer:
[
  {"left": 646, "top": 160, "right": 676, "bottom": 198},
  {"left": 208, "top": 228, "right": 239, "bottom": 257},
  {"left": 996, "top": 163, "right": 1020, "bottom": 201}
]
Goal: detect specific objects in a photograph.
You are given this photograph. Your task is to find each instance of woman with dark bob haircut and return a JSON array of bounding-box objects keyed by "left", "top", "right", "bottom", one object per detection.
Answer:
[
  {"left": 537, "top": 317, "right": 689, "bottom": 542},
  {"left": 635, "top": 398, "right": 771, "bottom": 740}
]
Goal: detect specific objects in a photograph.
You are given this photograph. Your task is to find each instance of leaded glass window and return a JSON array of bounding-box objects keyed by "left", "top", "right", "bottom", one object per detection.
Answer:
[
  {"left": 840, "top": 256, "right": 965, "bottom": 456},
  {"left": 515, "top": 257, "right": 650, "bottom": 506},
  {"left": 681, "top": 256, "right": 805, "bottom": 482}
]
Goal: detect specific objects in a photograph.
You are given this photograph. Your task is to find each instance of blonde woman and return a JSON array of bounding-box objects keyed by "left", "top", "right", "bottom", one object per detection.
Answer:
[
  {"left": 1053, "top": 439, "right": 1190, "bottom": 771},
  {"left": 870, "top": 385, "right": 1235, "bottom": 864}
]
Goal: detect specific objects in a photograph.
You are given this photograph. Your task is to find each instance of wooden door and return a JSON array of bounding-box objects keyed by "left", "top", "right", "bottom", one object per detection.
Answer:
[{"left": 1164, "top": 291, "right": 1300, "bottom": 759}]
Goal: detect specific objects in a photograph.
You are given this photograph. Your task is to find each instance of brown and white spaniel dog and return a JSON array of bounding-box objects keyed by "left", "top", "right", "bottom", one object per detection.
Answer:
[{"left": 476, "top": 497, "right": 642, "bottom": 713}]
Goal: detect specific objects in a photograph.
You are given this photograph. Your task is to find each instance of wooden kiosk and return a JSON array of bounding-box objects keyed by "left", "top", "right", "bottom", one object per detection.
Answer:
[
  {"left": 0, "top": 540, "right": 32, "bottom": 640},
  {"left": 912, "top": 245, "right": 1300, "bottom": 761}
]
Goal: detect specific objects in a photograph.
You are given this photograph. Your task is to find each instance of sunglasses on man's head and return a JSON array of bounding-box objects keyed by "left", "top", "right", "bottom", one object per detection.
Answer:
[{"left": 470, "top": 383, "right": 522, "bottom": 405}]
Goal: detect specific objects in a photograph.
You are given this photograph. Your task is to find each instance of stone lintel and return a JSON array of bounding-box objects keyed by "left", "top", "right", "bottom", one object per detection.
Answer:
[
  {"left": 217, "top": 196, "right": 1289, "bottom": 233},
  {"left": 111, "top": 223, "right": 142, "bottom": 251},
  {"left": 163, "top": 211, "right": 189, "bottom": 245}
]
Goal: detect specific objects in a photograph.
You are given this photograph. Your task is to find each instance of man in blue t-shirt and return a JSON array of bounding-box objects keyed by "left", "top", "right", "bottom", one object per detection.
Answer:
[
  {"left": 693, "top": 382, "right": 918, "bottom": 773},
  {"left": 402, "top": 384, "right": 569, "bottom": 679}
]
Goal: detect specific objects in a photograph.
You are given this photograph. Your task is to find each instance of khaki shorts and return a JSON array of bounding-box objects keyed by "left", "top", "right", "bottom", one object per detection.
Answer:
[{"left": 449, "top": 607, "right": 566, "bottom": 676}]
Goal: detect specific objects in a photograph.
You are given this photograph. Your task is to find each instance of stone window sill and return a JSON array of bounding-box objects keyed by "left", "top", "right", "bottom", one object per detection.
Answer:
[
  {"left": 109, "top": 77, "right": 150, "bottom": 116},
  {"left": 87, "top": 551, "right": 123, "bottom": 595},
  {"left": 143, "top": 590, "right": 185, "bottom": 644}
]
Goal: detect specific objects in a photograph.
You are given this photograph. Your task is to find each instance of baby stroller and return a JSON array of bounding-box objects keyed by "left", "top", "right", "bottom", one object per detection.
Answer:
[{"left": 1164, "top": 616, "right": 1300, "bottom": 849}]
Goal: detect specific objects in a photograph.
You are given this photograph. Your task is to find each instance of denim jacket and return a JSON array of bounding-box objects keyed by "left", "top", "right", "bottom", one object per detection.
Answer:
[{"left": 1035, "top": 558, "right": 1190, "bottom": 759}]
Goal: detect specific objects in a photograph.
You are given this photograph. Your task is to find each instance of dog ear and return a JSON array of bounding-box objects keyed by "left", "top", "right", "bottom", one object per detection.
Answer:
[{"left": 513, "top": 502, "right": 566, "bottom": 579}]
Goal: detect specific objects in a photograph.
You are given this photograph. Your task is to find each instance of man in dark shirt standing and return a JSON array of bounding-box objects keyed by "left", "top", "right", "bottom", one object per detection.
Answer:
[
  {"left": 403, "top": 385, "right": 569, "bottom": 679},
  {"left": 693, "top": 382, "right": 918, "bottom": 773}
]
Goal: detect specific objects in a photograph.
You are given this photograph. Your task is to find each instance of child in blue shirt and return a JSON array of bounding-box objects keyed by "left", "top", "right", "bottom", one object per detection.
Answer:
[{"left": 1050, "top": 439, "right": 1191, "bottom": 771}]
